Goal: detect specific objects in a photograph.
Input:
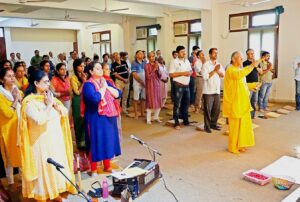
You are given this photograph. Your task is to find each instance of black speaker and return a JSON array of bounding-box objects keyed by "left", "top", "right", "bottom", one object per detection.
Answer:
[
  {"left": 155, "top": 24, "right": 161, "bottom": 30},
  {"left": 275, "top": 6, "right": 284, "bottom": 15}
]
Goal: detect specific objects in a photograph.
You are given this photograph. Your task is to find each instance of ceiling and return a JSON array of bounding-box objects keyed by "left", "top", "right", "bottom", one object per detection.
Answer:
[{"left": 0, "top": 0, "right": 209, "bottom": 24}]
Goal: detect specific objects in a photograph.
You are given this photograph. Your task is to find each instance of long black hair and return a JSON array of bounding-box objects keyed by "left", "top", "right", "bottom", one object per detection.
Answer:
[
  {"left": 0, "top": 60, "right": 12, "bottom": 69},
  {"left": 40, "top": 60, "right": 50, "bottom": 72},
  {"left": 73, "top": 58, "right": 83, "bottom": 83},
  {"left": 0, "top": 68, "right": 13, "bottom": 87},
  {"left": 25, "top": 70, "right": 47, "bottom": 97}
]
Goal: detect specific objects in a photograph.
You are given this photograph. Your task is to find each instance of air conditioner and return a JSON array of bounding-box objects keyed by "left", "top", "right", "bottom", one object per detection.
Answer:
[
  {"left": 174, "top": 22, "right": 188, "bottom": 36},
  {"left": 136, "top": 28, "right": 147, "bottom": 39},
  {"left": 230, "top": 15, "right": 249, "bottom": 31}
]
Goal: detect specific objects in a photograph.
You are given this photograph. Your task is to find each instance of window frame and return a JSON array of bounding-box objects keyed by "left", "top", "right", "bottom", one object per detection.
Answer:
[
  {"left": 174, "top": 19, "right": 201, "bottom": 37},
  {"left": 92, "top": 30, "right": 112, "bottom": 55},
  {"left": 229, "top": 9, "right": 279, "bottom": 78}
]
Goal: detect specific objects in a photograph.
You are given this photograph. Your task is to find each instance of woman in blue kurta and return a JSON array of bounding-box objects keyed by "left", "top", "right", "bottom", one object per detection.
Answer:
[{"left": 81, "top": 62, "right": 121, "bottom": 174}]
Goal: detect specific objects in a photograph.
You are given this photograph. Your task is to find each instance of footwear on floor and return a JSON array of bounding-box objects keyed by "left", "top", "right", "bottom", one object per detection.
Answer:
[
  {"left": 204, "top": 128, "right": 212, "bottom": 133},
  {"left": 211, "top": 126, "right": 221, "bottom": 131}
]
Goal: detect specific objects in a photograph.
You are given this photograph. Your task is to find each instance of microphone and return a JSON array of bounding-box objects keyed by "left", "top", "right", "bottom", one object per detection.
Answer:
[
  {"left": 47, "top": 158, "right": 64, "bottom": 169},
  {"left": 130, "top": 135, "right": 145, "bottom": 145}
]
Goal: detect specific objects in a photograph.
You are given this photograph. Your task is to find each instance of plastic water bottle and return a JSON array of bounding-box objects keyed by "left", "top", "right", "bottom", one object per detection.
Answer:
[{"left": 102, "top": 178, "right": 109, "bottom": 201}]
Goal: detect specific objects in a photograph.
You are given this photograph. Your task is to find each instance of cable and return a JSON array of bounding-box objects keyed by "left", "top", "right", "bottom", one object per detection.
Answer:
[{"left": 160, "top": 172, "right": 179, "bottom": 202}]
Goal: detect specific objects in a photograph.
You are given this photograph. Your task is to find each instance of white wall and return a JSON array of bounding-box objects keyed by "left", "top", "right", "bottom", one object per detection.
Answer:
[
  {"left": 5, "top": 28, "right": 76, "bottom": 66},
  {"left": 205, "top": 0, "right": 299, "bottom": 102}
]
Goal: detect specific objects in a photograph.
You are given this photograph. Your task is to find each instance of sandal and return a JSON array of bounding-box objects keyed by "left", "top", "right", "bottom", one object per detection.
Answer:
[{"left": 87, "top": 181, "right": 102, "bottom": 198}]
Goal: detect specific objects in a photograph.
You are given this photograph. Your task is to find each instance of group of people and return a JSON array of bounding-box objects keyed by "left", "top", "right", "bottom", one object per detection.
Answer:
[
  {"left": 0, "top": 50, "right": 123, "bottom": 201},
  {"left": 0, "top": 44, "right": 277, "bottom": 201}
]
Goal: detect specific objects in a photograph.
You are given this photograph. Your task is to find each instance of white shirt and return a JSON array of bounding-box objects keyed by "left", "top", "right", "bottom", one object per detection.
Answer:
[
  {"left": 194, "top": 59, "right": 204, "bottom": 76},
  {"left": 67, "top": 59, "right": 74, "bottom": 76},
  {"left": 293, "top": 56, "right": 300, "bottom": 81},
  {"left": 169, "top": 58, "right": 192, "bottom": 85},
  {"left": 202, "top": 60, "right": 224, "bottom": 95}
]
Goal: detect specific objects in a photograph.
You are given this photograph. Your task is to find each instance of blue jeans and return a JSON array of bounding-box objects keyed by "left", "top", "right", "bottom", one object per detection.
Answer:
[
  {"left": 189, "top": 77, "right": 196, "bottom": 105},
  {"left": 258, "top": 82, "right": 272, "bottom": 110},
  {"left": 173, "top": 85, "right": 190, "bottom": 126},
  {"left": 295, "top": 80, "right": 300, "bottom": 110},
  {"left": 249, "top": 90, "right": 258, "bottom": 118}
]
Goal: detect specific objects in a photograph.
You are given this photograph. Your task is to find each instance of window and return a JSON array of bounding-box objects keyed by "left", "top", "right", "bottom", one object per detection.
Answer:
[
  {"left": 251, "top": 13, "right": 276, "bottom": 27},
  {"left": 174, "top": 19, "right": 201, "bottom": 56},
  {"left": 92, "top": 30, "right": 112, "bottom": 58},
  {"left": 229, "top": 9, "right": 279, "bottom": 77},
  {"left": 136, "top": 25, "right": 158, "bottom": 53}
]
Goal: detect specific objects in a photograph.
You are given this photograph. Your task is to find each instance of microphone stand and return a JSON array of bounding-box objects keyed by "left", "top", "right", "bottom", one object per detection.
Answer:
[
  {"left": 134, "top": 139, "right": 162, "bottom": 162},
  {"left": 55, "top": 166, "right": 91, "bottom": 202}
]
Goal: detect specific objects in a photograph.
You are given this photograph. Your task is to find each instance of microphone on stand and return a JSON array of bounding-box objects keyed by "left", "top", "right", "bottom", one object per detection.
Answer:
[
  {"left": 130, "top": 134, "right": 146, "bottom": 145},
  {"left": 47, "top": 158, "right": 64, "bottom": 169}
]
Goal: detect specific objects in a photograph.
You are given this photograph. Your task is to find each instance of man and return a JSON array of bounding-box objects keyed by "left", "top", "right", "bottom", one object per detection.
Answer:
[
  {"left": 67, "top": 50, "right": 78, "bottom": 76},
  {"left": 131, "top": 50, "right": 146, "bottom": 119},
  {"left": 56, "top": 53, "right": 66, "bottom": 65},
  {"left": 293, "top": 56, "right": 300, "bottom": 110},
  {"left": 156, "top": 50, "right": 162, "bottom": 58},
  {"left": 258, "top": 51, "right": 274, "bottom": 112},
  {"left": 170, "top": 50, "right": 178, "bottom": 103},
  {"left": 223, "top": 51, "right": 259, "bottom": 154},
  {"left": 202, "top": 48, "right": 224, "bottom": 133},
  {"left": 16, "top": 52, "right": 22, "bottom": 62},
  {"left": 30, "top": 50, "right": 42, "bottom": 68},
  {"left": 9, "top": 52, "right": 17, "bottom": 66},
  {"left": 243, "top": 49, "right": 262, "bottom": 118},
  {"left": 194, "top": 50, "right": 206, "bottom": 113},
  {"left": 111, "top": 52, "right": 130, "bottom": 114},
  {"left": 102, "top": 53, "right": 109, "bottom": 64},
  {"left": 81, "top": 51, "right": 86, "bottom": 60},
  {"left": 49, "top": 51, "right": 54, "bottom": 63},
  {"left": 169, "top": 45, "right": 193, "bottom": 130},
  {"left": 188, "top": 46, "right": 200, "bottom": 108},
  {"left": 93, "top": 54, "right": 100, "bottom": 63}
]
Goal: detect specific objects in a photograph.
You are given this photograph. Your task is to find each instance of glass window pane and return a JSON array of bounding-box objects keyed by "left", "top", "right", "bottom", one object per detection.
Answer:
[
  {"left": 252, "top": 13, "right": 276, "bottom": 27},
  {"left": 101, "top": 33, "right": 110, "bottom": 41},
  {"left": 147, "top": 39, "right": 155, "bottom": 52},
  {"left": 148, "top": 27, "right": 157, "bottom": 36},
  {"left": 190, "top": 22, "right": 202, "bottom": 33},
  {"left": 106, "top": 43, "right": 111, "bottom": 54},
  {"left": 249, "top": 30, "right": 261, "bottom": 60},
  {"left": 261, "top": 29, "right": 275, "bottom": 65},
  {"left": 189, "top": 36, "right": 196, "bottom": 56},
  {"left": 100, "top": 43, "right": 106, "bottom": 57}
]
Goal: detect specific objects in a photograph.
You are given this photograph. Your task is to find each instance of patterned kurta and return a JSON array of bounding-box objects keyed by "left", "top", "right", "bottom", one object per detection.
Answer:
[{"left": 145, "top": 63, "right": 162, "bottom": 109}]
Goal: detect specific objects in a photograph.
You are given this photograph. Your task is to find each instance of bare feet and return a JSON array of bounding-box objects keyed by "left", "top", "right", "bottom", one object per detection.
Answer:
[
  {"left": 228, "top": 149, "right": 240, "bottom": 154},
  {"left": 239, "top": 148, "right": 246, "bottom": 152}
]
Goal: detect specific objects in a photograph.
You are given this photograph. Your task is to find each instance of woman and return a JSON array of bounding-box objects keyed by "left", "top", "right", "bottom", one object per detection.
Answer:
[
  {"left": 82, "top": 62, "right": 121, "bottom": 174},
  {"left": 14, "top": 62, "right": 29, "bottom": 92},
  {"left": 51, "top": 63, "right": 71, "bottom": 111},
  {"left": 84, "top": 57, "right": 91, "bottom": 73},
  {"left": 0, "top": 68, "right": 21, "bottom": 186},
  {"left": 0, "top": 60, "right": 12, "bottom": 69},
  {"left": 223, "top": 51, "right": 260, "bottom": 154},
  {"left": 71, "top": 59, "right": 86, "bottom": 150},
  {"left": 20, "top": 70, "right": 75, "bottom": 201},
  {"left": 40, "top": 60, "right": 52, "bottom": 80},
  {"left": 145, "top": 52, "right": 163, "bottom": 124},
  {"left": 157, "top": 57, "right": 169, "bottom": 108}
]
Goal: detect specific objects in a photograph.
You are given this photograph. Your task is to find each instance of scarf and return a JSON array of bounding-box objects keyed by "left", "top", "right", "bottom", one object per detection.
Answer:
[
  {"left": 0, "top": 85, "right": 21, "bottom": 146},
  {"left": 81, "top": 77, "right": 120, "bottom": 117},
  {"left": 20, "top": 94, "right": 75, "bottom": 192}
]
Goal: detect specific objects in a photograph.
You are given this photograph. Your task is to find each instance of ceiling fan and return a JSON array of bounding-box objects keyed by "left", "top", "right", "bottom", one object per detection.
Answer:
[
  {"left": 30, "top": 19, "right": 39, "bottom": 27},
  {"left": 230, "top": 0, "right": 272, "bottom": 7},
  {"left": 62, "top": 10, "right": 78, "bottom": 20},
  {"left": 18, "top": 0, "right": 66, "bottom": 3},
  {"left": 91, "top": 0, "right": 129, "bottom": 13}
]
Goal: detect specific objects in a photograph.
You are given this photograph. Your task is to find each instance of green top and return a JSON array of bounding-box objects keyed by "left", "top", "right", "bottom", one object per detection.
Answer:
[{"left": 30, "top": 55, "right": 42, "bottom": 67}]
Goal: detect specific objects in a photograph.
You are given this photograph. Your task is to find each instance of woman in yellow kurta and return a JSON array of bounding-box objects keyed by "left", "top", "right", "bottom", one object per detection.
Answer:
[
  {"left": 0, "top": 68, "right": 21, "bottom": 185},
  {"left": 20, "top": 70, "right": 75, "bottom": 201},
  {"left": 14, "top": 62, "right": 29, "bottom": 92},
  {"left": 223, "top": 51, "right": 259, "bottom": 154}
]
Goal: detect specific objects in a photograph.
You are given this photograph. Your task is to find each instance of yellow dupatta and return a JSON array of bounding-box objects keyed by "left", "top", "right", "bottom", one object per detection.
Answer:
[{"left": 20, "top": 94, "right": 76, "bottom": 193}]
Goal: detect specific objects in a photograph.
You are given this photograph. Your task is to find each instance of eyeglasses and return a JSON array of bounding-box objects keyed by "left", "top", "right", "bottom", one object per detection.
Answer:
[{"left": 40, "top": 80, "right": 50, "bottom": 84}]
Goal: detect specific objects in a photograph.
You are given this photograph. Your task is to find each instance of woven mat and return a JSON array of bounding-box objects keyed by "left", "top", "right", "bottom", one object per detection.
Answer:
[
  {"left": 283, "top": 105, "right": 295, "bottom": 111},
  {"left": 276, "top": 108, "right": 290, "bottom": 115},
  {"left": 265, "top": 111, "right": 281, "bottom": 118}
]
